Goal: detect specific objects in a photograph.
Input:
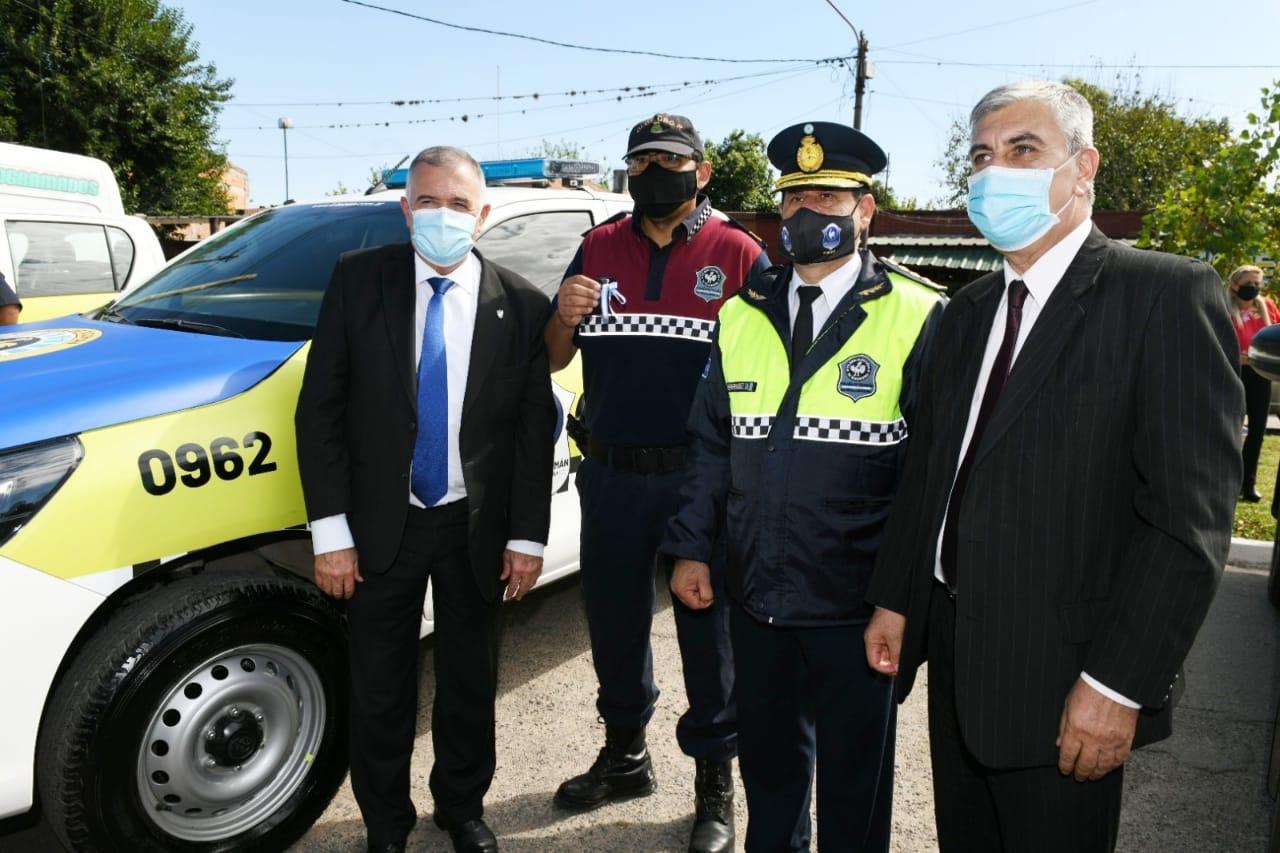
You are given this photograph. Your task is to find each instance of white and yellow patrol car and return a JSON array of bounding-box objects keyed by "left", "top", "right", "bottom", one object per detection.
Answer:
[{"left": 0, "top": 161, "right": 626, "bottom": 852}]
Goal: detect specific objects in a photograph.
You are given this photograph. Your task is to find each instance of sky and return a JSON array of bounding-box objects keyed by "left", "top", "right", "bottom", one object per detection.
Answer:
[{"left": 172, "top": 0, "right": 1280, "bottom": 210}]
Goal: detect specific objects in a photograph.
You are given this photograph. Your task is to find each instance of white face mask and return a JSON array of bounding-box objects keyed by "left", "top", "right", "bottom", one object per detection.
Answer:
[{"left": 966, "top": 152, "right": 1080, "bottom": 252}]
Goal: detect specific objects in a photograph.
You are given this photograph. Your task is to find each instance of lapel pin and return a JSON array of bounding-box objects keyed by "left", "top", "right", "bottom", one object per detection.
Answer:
[{"left": 496, "top": 308, "right": 505, "bottom": 319}]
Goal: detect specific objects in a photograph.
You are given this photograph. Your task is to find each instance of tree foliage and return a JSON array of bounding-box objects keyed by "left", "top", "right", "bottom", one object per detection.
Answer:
[
  {"left": 0, "top": 0, "right": 233, "bottom": 214},
  {"left": 936, "top": 76, "right": 1230, "bottom": 210},
  {"left": 703, "top": 130, "right": 775, "bottom": 213},
  {"left": 1140, "top": 83, "right": 1280, "bottom": 278}
]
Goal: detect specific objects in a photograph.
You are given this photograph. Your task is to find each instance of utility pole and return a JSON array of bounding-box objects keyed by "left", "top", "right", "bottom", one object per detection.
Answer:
[
  {"left": 852, "top": 32, "right": 870, "bottom": 131},
  {"left": 278, "top": 117, "right": 293, "bottom": 202}
]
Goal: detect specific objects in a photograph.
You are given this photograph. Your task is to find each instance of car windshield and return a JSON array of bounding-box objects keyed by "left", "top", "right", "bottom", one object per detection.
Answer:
[{"left": 111, "top": 202, "right": 408, "bottom": 341}]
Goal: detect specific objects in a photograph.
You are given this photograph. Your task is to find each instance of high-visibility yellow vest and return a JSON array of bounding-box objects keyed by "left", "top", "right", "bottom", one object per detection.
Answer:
[{"left": 718, "top": 273, "right": 940, "bottom": 446}]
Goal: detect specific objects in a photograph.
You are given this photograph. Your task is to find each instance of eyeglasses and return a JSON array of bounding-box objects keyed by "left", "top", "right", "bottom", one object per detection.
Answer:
[{"left": 624, "top": 151, "right": 699, "bottom": 175}]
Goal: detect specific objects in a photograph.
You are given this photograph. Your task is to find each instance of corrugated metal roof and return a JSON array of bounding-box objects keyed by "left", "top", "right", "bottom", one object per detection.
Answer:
[
  {"left": 880, "top": 245, "right": 1003, "bottom": 272},
  {"left": 870, "top": 235, "right": 991, "bottom": 248}
]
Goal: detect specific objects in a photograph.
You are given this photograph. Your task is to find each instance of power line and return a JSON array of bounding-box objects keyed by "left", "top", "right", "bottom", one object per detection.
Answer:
[
  {"left": 878, "top": 1, "right": 1094, "bottom": 51},
  {"left": 878, "top": 59, "right": 1280, "bottom": 70},
  {"left": 339, "top": 0, "right": 849, "bottom": 65},
  {"left": 226, "top": 64, "right": 841, "bottom": 109}
]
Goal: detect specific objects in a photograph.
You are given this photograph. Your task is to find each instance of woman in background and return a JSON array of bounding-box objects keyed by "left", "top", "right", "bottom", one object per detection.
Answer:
[{"left": 1228, "top": 264, "right": 1278, "bottom": 502}]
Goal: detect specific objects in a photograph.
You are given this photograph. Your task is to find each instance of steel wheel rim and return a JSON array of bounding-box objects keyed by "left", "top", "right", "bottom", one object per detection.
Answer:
[{"left": 135, "top": 643, "right": 326, "bottom": 842}]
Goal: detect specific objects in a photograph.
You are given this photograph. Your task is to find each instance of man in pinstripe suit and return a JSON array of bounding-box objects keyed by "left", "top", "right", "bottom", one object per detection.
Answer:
[{"left": 864, "top": 81, "right": 1244, "bottom": 852}]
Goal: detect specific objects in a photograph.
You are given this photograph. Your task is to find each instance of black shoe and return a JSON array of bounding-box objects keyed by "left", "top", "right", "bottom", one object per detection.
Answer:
[
  {"left": 367, "top": 841, "right": 406, "bottom": 853},
  {"left": 439, "top": 818, "right": 498, "bottom": 853},
  {"left": 1242, "top": 484, "right": 1263, "bottom": 502},
  {"left": 688, "top": 758, "right": 734, "bottom": 853},
  {"left": 553, "top": 724, "right": 658, "bottom": 810}
]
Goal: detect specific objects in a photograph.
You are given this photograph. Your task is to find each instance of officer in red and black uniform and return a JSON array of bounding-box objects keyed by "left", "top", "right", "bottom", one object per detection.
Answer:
[{"left": 546, "top": 113, "right": 769, "bottom": 853}]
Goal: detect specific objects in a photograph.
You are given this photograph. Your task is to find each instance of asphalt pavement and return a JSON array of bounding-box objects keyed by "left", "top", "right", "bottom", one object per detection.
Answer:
[{"left": 2, "top": 566, "right": 1276, "bottom": 852}]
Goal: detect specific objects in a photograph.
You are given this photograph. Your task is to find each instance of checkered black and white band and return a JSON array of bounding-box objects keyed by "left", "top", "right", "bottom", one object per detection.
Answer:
[
  {"left": 579, "top": 313, "right": 715, "bottom": 342},
  {"left": 731, "top": 415, "right": 774, "bottom": 438},
  {"left": 794, "top": 416, "right": 908, "bottom": 445},
  {"left": 731, "top": 415, "right": 908, "bottom": 445}
]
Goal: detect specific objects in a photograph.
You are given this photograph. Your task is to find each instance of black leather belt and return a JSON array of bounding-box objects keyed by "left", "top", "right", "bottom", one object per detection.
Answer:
[{"left": 586, "top": 439, "right": 686, "bottom": 474}]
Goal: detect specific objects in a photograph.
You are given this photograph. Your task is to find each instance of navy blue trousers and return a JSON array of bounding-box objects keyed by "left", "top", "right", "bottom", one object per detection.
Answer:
[
  {"left": 731, "top": 604, "right": 895, "bottom": 853},
  {"left": 575, "top": 458, "right": 736, "bottom": 761}
]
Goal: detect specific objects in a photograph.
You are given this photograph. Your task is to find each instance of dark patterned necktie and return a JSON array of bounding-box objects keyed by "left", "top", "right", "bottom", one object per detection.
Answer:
[{"left": 940, "top": 279, "right": 1029, "bottom": 590}]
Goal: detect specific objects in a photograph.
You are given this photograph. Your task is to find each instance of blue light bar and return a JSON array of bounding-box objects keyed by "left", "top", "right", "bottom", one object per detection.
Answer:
[{"left": 382, "top": 158, "right": 600, "bottom": 190}]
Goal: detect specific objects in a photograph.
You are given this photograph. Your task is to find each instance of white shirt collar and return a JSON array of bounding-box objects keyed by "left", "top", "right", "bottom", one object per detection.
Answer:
[
  {"left": 790, "top": 252, "right": 863, "bottom": 307},
  {"left": 414, "top": 249, "right": 479, "bottom": 295},
  {"left": 1002, "top": 217, "right": 1093, "bottom": 304}
]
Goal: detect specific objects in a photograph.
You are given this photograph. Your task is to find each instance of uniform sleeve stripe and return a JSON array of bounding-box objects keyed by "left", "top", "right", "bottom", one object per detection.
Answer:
[{"left": 579, "top": 313, "right": 716, "bottom": 342}]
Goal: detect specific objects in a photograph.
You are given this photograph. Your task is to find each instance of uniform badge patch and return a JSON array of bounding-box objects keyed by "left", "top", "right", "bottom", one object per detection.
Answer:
[
  {"left": 837, "top": 354, "right": 879, "bottom": 401},
  {"left": 694, "top": 265, "right": 725, "bottom": 302},
  {"left": 821, "top": 223, "right": 842, "bottom": 251}
]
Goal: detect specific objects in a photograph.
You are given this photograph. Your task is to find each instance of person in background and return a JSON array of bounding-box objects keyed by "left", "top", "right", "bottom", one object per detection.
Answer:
[
  {"left": 0, "top": 271, "right": 20, "bottom": 325},
  {"left": 1227, "top": 264, "right": 1278, "bottom": 502}
]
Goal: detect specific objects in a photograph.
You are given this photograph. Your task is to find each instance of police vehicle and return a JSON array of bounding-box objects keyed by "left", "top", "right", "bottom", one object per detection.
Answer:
[
  {"left": 0, "top": 142, "right": 167, "bottom": 322},
  {"left": 0, "top": 159, "right": 626, "bottom": 852}
]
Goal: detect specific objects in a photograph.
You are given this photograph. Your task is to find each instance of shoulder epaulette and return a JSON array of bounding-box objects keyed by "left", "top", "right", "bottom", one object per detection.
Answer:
[
  {"left": 717, "top": 212, "right": 766, "bottom": 249},
  {"left": 581, "top": 210, "right": 629, "bottom": 237},
  {"left": 738, "top": 264, "right": 788, "bottom": 303}
]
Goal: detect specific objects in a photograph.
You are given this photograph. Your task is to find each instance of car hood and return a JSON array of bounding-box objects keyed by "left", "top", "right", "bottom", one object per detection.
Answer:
[{"left": 0, "top": 319, "right": 303, "bottom": 449}]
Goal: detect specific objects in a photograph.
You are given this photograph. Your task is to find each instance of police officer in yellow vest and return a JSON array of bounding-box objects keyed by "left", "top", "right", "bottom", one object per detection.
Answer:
[{"left": 660, "top": 122, "right": 944, "bottom": 851}]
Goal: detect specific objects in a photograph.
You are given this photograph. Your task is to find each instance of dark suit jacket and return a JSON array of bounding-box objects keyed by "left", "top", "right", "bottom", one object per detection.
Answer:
[
  {"left": 295, "top": 243, "right": 555, "bottom": 603},
  {"left": 867, "top": 226, "right": 1244, "bottom": 768}
]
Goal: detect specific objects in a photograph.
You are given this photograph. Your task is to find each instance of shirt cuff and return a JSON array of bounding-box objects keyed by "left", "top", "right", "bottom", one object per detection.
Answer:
[
  {"left": 505, "top": 539, "right": 545, "bottom": 558},
  {"left": 310, "top": 514, "right": 355, "bottom": 556},
  {"left": 1080, "top": 672, "right": 1141, "bottom": 709}
]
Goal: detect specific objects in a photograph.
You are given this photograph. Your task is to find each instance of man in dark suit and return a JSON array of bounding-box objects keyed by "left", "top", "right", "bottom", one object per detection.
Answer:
[
  {"left": 863, "top": 81, "right": 1244, "bottom": 852},
  {"left": 296, "top": 146, "right": 555, "bottom": 853}
]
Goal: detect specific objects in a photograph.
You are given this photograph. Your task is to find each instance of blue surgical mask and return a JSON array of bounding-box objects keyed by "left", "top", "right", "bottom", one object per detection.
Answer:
[
  {"left": 966, "top": 153, "right": 1079, "bottom": 252},
  {"left": 410, "top": 207, "right": 477, "bottom": 266}
]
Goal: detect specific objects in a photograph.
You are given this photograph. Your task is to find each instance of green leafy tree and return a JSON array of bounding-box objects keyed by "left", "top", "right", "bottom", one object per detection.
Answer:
[
  {"left": 703, "top": 130, "right": 775, "bottom": 213},
  {"left": 527, "top": 139, "right": 585, "bottom": 161},
  {"left": 936, "top": 76, "right": 1230, "bottom": 210},
  {"left": 0, "top": 0, "right": 232, "bottom": 214},
  {"left": 868, "top": 179, "right": 919, "bottom": 211},
  {"left": 1140, "top": 83, "right": 1280, "bottom": 278}
]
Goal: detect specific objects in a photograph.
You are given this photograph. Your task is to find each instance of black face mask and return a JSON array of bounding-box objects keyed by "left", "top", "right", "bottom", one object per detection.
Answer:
[
  {"left": 1237, "top": 284, "right": 1261, "bottom": 300},
  {"left": 778, "top": 206, "right": 858, "bottom": 265},
  {"left": 628, "top": 164, "right": 698, "bottom": 219}
]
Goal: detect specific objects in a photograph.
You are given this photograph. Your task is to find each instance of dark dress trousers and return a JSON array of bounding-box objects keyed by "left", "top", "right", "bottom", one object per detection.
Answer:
[
  {"left": 295, "top": 243, "right": 554, "bottom": 843},
  {"left": 867, "top": 227, "right": 1244, "bottom": 851}
]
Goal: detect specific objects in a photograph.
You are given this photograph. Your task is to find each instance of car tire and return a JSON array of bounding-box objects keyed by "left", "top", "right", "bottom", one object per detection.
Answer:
[{"left": 37, "top": 569, "right": 348, "bottom": 852}]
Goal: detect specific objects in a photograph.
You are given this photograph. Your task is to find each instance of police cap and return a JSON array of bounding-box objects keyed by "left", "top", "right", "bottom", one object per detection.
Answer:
[
  {"left": 626, "top": 113, "right": 704, "bottom": 159},
  {"left": 768, "top": 121, "right": 887, "bottom": 191}
]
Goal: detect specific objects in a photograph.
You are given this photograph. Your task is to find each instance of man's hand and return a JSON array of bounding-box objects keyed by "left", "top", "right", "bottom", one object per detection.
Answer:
[
  {"left": 1056, "top": 677, "right": 1139, "bottom": 781},
  {"left": 865, "top": 606, "right": 906, "bottom": 676},
  {"left": 555, "top": 275, "right": 601, "bottom": 328},
  {"left": 501, "top": 549, "right": 543, "bottom": 601},
  {"left": 670, "top": 559, "right": 714, "bottom": 610},
  {"left": 314, "top": 548, "right": 362, "bottom": 599}
]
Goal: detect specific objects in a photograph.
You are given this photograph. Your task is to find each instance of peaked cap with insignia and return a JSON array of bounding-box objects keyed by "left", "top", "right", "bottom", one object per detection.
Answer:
[{"left": 768, "top": 121, "right": 887, "bottom": 191}]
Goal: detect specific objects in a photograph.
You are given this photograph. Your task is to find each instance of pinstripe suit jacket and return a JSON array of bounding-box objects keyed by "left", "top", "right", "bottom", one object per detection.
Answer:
[{"left": 867, "top": 226, "right": 1244, "bottom": 768}]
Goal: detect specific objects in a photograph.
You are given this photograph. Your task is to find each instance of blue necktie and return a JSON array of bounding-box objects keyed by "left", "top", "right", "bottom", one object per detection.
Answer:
[{"left": 411, "top": 276, "right": 454, "bottom": 506}]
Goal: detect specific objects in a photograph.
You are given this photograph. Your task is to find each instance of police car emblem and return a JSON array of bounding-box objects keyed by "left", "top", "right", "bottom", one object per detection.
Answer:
[
  {"left": 837, "top": 354, "right": 879, "bottom": 401},
  {"left": 821, "top": 223, "right": 842, "bottom": 251},
  {"left": 0, "top": 327, "right": 102, "bottom": 363},
  {"left": 780, "top": 225, "right": 792, "bottom": 254},
  {"left": 694, "top": 265, "right": 725, "bottom": 302}
]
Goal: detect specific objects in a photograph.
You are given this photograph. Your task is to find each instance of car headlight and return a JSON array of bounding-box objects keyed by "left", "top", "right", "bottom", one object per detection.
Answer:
[{"left": 0, "top": 436, "right": 83, "bottom": 546}]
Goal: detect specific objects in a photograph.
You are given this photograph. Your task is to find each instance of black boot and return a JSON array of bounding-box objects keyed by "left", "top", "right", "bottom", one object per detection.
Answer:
[
  {"left": 1243, "top": 481, "right": 1263, "bottom": 502},
  {"left": 688, "top": 758, "right": 734, "bottom": 853},
  {"left": 554, "top": 724, "right": 657, "bottom": 810}
]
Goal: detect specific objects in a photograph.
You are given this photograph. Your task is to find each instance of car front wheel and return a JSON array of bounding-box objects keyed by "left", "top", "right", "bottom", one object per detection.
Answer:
[{"left": 37, "top": 569, "right": 348, "bottom": 852}]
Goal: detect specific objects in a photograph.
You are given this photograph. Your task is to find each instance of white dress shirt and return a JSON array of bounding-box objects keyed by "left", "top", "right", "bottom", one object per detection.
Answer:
[
  {"left": 931, "top": 218, "right": 1138, "bottom": 709},
  {"left": 311, "top": 250, "right": 544, "bottom": 558},
  {"left": 788, "top": 253, "right": 863, "bottom": 334}
]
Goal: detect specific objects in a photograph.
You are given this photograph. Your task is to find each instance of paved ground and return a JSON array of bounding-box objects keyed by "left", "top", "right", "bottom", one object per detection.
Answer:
[{"left": 3, "top": 567, "right": 1276, "bottom": 852}]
